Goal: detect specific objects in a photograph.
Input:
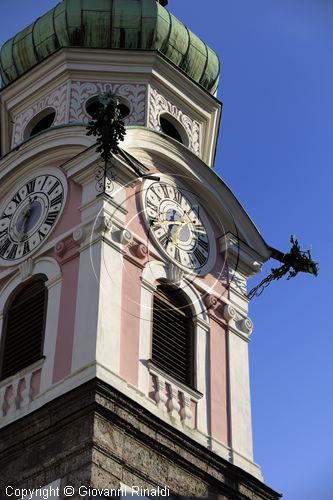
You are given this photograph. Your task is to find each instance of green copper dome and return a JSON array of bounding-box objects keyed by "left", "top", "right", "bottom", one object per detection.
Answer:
[{"left": 0, "top": 0, "right": 220, "bottom": 93}]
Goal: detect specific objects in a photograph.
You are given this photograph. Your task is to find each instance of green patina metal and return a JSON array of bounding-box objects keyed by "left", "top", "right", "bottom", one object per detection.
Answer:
[{"left": 0, "top": 0, "right": 220, "bottom": 93}]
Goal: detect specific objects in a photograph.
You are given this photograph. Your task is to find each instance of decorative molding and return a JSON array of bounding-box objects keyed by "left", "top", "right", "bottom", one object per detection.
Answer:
[
  {"left": 69, "top": 81, "right": 147, "bottom": 126},
  {"left": 12, "top": 83, "right": 67, "bottom": 146},
  {"left": 223, "top": 304, "right": 237, "bottom": 321},
  {"left": 219, "top": 232, "right": 264, "bottom": 278},
  {"left": 72, "top": 227, "right": 86, "bottom": 243},
  {"left": 135, "top": 243, "right": 149, "bottom": 259},
  {"left": 19, "top": 258, "right": 34, "bottom": 281},
  {"left": 149, "top": 87, "right": 201, "bottom": 156},
  {"left": 120, "top": 229, "right": 133, "bottom": 246},
  {"left": 204, "top": 293, "right": 218, "bottom": 310},
  {"left": 166, "top": 262, "right": 183, "bottom": 286},
  {"left": 54, "top": 234, "right": 80, "bottom": 263},
  {"left": 240, "top": 318, "right": 254, "bottom": 336},
  {"left": 94, "top": 216, "right": 113, "bottom": 234}
]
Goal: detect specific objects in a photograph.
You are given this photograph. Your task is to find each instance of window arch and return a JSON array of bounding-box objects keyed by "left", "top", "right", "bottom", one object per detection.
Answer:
[
  {"left": 151, "top": 283, "right": 194, "bottom": 387},
  {"left": 0, "top": 276, "right": 47, "bottom": 380}
]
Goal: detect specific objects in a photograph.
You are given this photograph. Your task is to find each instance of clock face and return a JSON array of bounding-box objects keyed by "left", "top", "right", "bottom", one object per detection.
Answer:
[
  {"left": 142, "top": 178, "right": 216, "bottom": 274},
  {"left": 0, "top": 170, "right": 67, "bottom": 265}
]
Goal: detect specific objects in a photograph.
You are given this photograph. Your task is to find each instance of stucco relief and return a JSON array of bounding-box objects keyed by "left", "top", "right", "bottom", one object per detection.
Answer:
[
  {"left": 69, "top": 81, "right": 147, "bottom": 126},
  {"left": 149, "top": 88, "right": 201, "bottom": 156},
  {"left": 12, "top": 83, "right": 68, "bottom": 147}
]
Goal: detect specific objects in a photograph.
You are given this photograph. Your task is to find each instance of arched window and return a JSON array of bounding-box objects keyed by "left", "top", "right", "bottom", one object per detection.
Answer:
[
  {"left": 151, "top": 284, "right": 194, "bottom": 387},
  {"left": 159, "top": 113, "right": 189, "bottom": 146},
  {"left": 0, "top": 277, "right": 47, "bottom": 380},
  {"left": 24, "top": 108, "right": 56, "bottom": 139}
]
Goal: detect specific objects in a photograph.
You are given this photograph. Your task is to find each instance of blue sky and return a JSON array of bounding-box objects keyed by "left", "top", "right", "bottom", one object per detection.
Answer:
[{"left": 1, "top": 1, "right": 332, "bottom": 498}]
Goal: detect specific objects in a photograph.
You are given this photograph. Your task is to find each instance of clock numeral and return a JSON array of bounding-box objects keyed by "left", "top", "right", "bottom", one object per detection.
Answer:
[
  {"left": 173, "top": 189, "right": 182, "bottom": 204},
  {"left": 195, "top": 223, "right": 205, "bottom": 233},
  {"left": 7, "top": 244, "right": 18, "bottom": 260},
  {"left": 193, "top": 247, "right": 206, "bottom": 266},
  {"left": 161, "top": 184, "right": 170, "bottom": 198},
  {"left": 45, "top": 211, "right": 59, "bottom": 226},
  {"left": 50, "top": 193, "right": 63, "bottom": 207},
  {"left": 150, "top": 186, "right": 162, "bottom": 201},
  {"left": 23, "top": 240, "right": 30, "bottom": 256},
  {"left": 48, "top": 180, "right": 60, "bottom": 195},
  {"left": 174, "top": 247, "right": 181, "bottom": 262},
  {"left": 197, "top": 237, "right": 209, "bottom": 252},
  {"left": 1, "top": 212, "right": 12, "bottom": 221},
  {"left": 40, "top": 176, "right": 49, "bottom": 192},
  {"left": 12, "top": 192, "right": 22, "bottom": 205},
  {"left": 26, "top": 179, "right": 36, "bottom": 194},
  {"left": 158, "top": 233, "right": 170, "bottom": 249},
  {"left": 0, "top": 229, "right": 7, "bottom": 241},
  {"left": 146, "top": 198, "right": 158, "bottom": 213},
  {"left": 38, "top": 229, "right": 47, "bottom": 240},
  {"left": 0, "top": 238, "right": 11, "bottom": 256},
  {"left": 187, "top": 252, "right": 196, "bottom": 269}
]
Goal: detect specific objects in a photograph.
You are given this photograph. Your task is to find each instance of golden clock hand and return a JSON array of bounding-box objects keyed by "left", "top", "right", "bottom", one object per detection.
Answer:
[
  {"left": 152, "top": 218, "right": 182, "bottom": 228},
  {"left": 171, "top": 219, "right": 190, "bottom": 244}
]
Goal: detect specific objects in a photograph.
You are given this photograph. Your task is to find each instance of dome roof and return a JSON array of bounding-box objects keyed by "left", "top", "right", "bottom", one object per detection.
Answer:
[{"left": 0, "top": 0, "right": 220, "bottom": 93}]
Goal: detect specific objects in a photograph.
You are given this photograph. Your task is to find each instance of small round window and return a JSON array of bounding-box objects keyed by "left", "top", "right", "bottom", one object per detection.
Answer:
[
  {"left": 159, "top": 114, "right": 188, "bottom": 146},
  {"left": 25, "top": 108, "right": 56, "bottom": 139},
  {"left": 86, "top": 96, "right": 131, "bottom": 119}
]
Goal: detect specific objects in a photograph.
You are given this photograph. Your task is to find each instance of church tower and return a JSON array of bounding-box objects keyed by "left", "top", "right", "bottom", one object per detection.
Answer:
[{"left": 0, "top": 1, "right": 280, "bottom": 499}]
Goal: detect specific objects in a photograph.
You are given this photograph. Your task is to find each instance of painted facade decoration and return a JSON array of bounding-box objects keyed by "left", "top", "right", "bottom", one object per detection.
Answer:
[
  {"left": 69, "top": 81, "right": 147, "bottom": 126},
  {"left": 149, "top": 87, "right": 201, "bottom": 156}
]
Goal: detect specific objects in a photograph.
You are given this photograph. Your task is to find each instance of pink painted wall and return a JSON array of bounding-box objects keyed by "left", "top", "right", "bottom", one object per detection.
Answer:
[
  {"left": 52, "top": 255, "right": 80, "bottom": 383},
  {"left": 209, "top": 319, "right": 228, "bottom": 445}
]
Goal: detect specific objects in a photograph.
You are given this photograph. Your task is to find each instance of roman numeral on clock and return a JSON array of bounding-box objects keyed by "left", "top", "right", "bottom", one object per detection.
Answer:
[
  {"left": 7, "top": 244, "right": 18, "bottom": 260},
  {"left": 147, "top": 198, "right": 158, "bottom": 213},
  {"left": 50, "top": 193, "right": 63, "bottom": 207},
  {"left": 174, "top": 247, "right": 181, "bottom": 262},
  {"left": 161, "top": 184, "right": 170, "bottom": 197},
  {"left": 12, "top": 192, "right": 22, "bottom": 205},
  {"left": 26, "top": 179, "right": 36, "bottom": 194},
  {"left": 158, "top": 233, "right": 170, "bottom": 249},
  {"left": 48, "top": 180, "right": 60, "bottom": 195},
  {"left": 193, "top": 247, "right": 206, "bottom": 266},
  {"left": 173, "top": 189, "right": 182, "bottom": 204},
  {"left": 197, "top": 237, "right": 209, "bottom": 251},
  {"left": 0, "top": 238, "right": 11, "bottom": 256},
  {"left": 0, "top": 229, "right": 7, "bottom": 241},
  {"left": 45, "top": 211, "right": 59, "bottom": 226},
  {"left": 23, "top": 240, "right": 30, "bottom": 256},
  {"left": 150, "top": 186, "right": 162, "bottom": 201}
]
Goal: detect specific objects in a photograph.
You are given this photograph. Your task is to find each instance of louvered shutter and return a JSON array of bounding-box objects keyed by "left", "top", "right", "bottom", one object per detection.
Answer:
[
  {"left": 1, "top": 278, "right": 47, "bottom": 380},
  {"left": 152, "top": 285, "right": 194, "bottom": 386}
]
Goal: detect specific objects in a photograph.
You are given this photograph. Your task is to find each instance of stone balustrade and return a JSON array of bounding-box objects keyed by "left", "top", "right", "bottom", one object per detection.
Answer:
[
  {"left": 0, "top": 360, "right": 43, "bottom": 421},
  {"left": 148, "top": 364, "right": 201, "bottom": 429}
]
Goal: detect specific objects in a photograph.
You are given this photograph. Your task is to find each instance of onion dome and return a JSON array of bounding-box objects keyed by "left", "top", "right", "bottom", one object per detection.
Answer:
[{"left": 0, "top": 0, "right": 220, "bottom": 93}]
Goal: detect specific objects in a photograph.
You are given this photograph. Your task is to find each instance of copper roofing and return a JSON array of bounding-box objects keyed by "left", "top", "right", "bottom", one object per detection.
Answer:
[{"left": 0, "top": 0, "right": 220, "bottom": 93}]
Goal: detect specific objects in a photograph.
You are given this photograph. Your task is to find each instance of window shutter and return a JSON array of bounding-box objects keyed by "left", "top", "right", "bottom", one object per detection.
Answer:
[
  {"left": 1, "top": 278, "right": 47, "bottom": 380},
  {"left": 152, "top": 285, "right": 194, "bottom": 386}
]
